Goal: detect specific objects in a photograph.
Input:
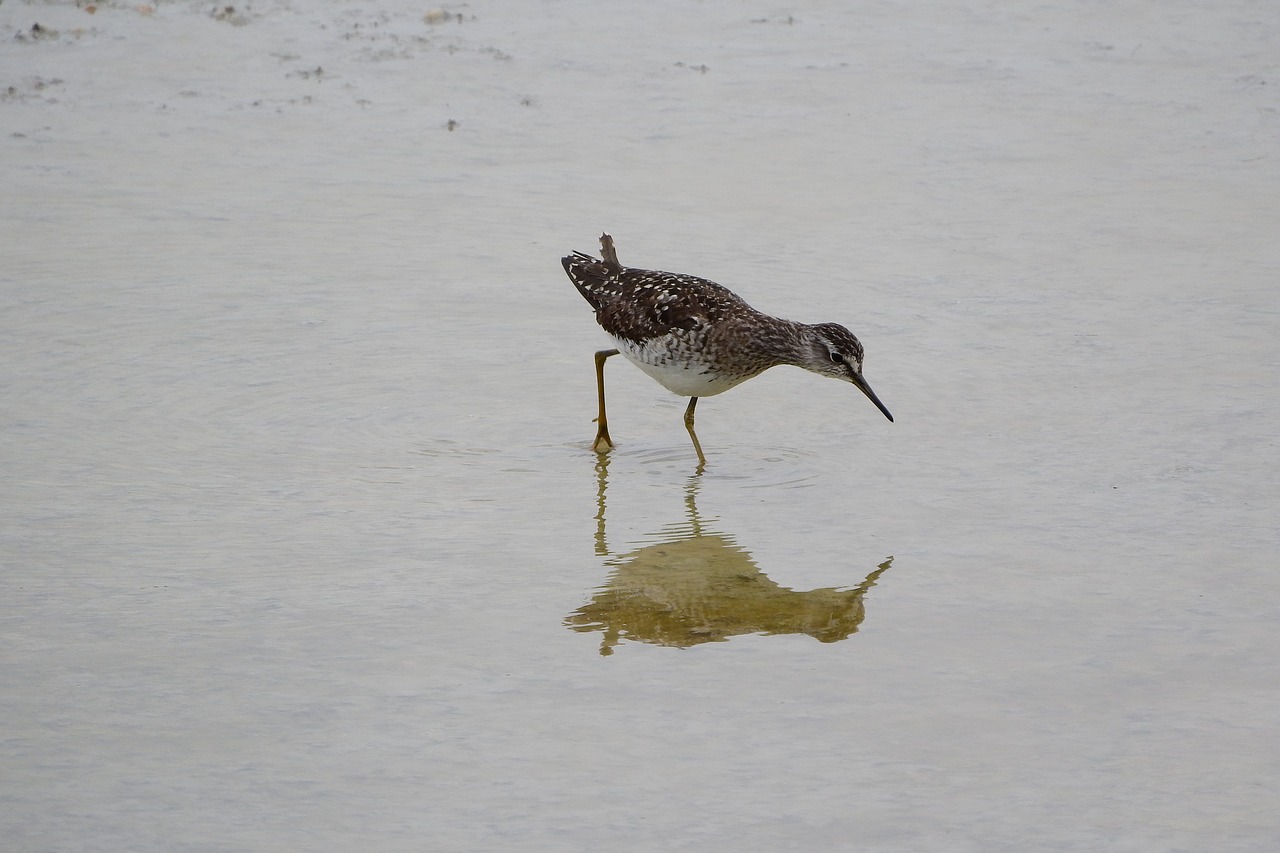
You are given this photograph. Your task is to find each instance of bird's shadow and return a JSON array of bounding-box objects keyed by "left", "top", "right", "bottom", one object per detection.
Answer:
[{"left": 566, "top": 454, "right": 893, "bottom": 656}]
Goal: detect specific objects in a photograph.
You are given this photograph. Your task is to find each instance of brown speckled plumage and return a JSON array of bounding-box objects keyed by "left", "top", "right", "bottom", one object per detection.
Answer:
[{"left": 561, "top": 234, "right": 892, "bottom": 458}]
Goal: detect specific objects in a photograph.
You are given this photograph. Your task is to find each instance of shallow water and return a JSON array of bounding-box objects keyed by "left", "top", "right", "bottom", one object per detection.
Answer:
[{"left": 3, "top": 1, "right": 1279, "bottom": 850}]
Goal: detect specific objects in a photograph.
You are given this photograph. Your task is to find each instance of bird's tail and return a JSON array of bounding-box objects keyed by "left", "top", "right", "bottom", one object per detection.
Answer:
[{"left": 561, "top": 234, "right": 622, "bottom": 310}]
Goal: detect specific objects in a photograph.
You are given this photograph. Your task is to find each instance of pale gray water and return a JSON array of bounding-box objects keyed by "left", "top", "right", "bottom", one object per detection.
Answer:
[{"left": 3, "top": 1, "right": 1278, "bottom": 850}]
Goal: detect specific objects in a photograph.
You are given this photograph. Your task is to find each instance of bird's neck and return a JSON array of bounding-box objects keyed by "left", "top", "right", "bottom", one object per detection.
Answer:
[{"left": 737, "top": 314, "right": 813, "bottom": 368}]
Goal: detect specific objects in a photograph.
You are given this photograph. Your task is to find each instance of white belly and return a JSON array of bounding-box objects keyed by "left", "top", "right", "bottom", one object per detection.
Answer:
[{"left": 613, "top": 334, "right": 753, "bottom": 398}]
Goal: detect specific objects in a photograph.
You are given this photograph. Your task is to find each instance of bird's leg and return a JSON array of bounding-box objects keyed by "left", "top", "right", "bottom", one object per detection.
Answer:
[
  {"left": 683, "top": 397, "right": 706, "bottom": 464},
  {"left": 592, "top": 349, "right": 619, "bottom": 452}
]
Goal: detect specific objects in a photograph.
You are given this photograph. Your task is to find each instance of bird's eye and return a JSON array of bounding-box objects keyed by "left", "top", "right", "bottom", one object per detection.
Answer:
[{"left": 829, "top": 351, "right": 843, "bottom": 364}]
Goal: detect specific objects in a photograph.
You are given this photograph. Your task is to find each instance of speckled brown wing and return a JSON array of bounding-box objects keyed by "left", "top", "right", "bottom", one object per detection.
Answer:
[{"left": 561, "top": 252, "right": 749, "bottom": 346}]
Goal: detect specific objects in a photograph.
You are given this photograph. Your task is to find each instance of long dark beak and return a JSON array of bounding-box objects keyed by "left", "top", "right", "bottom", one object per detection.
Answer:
[{"left": 851, "top": 371, "right": 894, "bottom": 422}]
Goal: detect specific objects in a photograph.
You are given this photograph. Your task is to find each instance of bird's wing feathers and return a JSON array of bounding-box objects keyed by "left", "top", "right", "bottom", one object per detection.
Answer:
[{"left": 562, "top": 253, "right": 746, "bottom": 344}]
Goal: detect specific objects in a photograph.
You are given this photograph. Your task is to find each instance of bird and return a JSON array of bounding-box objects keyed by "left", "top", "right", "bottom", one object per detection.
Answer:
[{"left": 561, "top": 233, "right": 893, "bottom": 461}]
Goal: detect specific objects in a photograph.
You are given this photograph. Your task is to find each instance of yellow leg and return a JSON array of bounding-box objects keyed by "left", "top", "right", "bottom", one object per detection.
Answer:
[
  {"left": 683, "top": 397, "right": 706, "bottom": 464},
  {"left": 593, "top": 349, "right": 619, "bottom": 452}
]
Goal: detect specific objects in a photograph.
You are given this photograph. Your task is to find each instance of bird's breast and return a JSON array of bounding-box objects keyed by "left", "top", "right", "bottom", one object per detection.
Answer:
[{"left": 612, "top": 333, "right": 760, "bottom": 398}]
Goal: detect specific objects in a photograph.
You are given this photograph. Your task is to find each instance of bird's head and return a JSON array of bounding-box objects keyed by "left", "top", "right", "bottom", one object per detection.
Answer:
[{"left": 806, "top": 322, "right": 894, "bottom": 422}]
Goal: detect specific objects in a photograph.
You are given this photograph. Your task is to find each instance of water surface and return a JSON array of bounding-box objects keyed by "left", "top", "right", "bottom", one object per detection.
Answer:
[{"left": 3, "top": 1, "right": 1278, "bottom": 850}]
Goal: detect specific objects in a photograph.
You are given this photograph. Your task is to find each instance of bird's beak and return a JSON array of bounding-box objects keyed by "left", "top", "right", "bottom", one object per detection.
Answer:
[{"left": 850, "top": 371, "right": 894, "bottom": 422}]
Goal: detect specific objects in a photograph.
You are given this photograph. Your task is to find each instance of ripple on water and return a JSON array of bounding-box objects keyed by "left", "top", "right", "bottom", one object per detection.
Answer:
[
  {"left": 414, "top": 439, "right": 502, "bottom": 460},
  {"left": 626, "top": 442, "right": 823, "bottom": 489},
  {"left": 714, "top": 445, "right": 825, "bottom": 489}
]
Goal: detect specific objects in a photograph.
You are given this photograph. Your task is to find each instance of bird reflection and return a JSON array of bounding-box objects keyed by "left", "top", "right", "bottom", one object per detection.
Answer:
[{"left": 567, "top": 454, "right": 893, "bottom": 656}]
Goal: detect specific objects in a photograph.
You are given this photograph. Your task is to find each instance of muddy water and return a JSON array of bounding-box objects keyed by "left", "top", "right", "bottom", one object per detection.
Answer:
[{"left": 3, "top": 1, "right": 1278, "bottom": 850}]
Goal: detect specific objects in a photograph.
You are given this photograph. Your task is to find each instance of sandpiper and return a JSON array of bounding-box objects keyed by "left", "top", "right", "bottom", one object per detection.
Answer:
[{"left": 562, "top": 234, "right": 893, "bottom": 460}]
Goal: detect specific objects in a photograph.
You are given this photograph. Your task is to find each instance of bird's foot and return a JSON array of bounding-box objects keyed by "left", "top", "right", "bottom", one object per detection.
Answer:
[{"left": 592, "top": 420, "right": 614, "bottom": 452}]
